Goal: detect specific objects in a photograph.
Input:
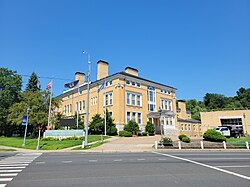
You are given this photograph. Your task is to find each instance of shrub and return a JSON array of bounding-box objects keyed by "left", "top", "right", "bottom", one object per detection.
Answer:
[
  {"left": 148, "top": 133, "right": 155, "bottom": 136},
  {"left": 107, "top": 126, "right": 118, "bottom": 136},
  {"left": 203, "top": 129, "right": 226, "bottom": 142},
  {"left": 62, "top": 136, "right": 79, "bottom": 141},
  {"left": 145, "top": 121, "right": 155, "bottom": 134},
  {"left": 178, "top": 134, "right": 187, "bottom": 141},
  {"left": 142, "top": 132, "right": 148, "bottom": 136},
  {"left": 182, "top": 136, "right": 191, "bottom": 143},
  {"left": 119, "top": 130, "right": 132, "bottom": 137},
  {"left": 160, "top": 137, "right": 173, "bottom": 146},
  {"left": 42, "top": 137, "right": 59, "bottom": 141},
  {"left": 124, "top": 121, "right": 139, "bottom": 134}
]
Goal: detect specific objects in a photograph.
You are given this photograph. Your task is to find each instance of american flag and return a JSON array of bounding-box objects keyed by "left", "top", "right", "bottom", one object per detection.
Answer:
[{"left": 46, "top": 80, "right": 52, "bottom": 90}]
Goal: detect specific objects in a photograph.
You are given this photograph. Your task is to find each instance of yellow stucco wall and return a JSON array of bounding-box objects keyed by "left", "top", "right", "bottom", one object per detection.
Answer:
[
  {"left": 57, "top": 75, "right": 177, "bottom": 132},
  {"left": 200, "top": 110, "right": 250, "bottom": 135}
]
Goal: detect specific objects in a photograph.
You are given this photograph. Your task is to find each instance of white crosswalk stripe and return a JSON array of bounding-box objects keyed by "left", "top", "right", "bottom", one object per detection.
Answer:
[{"left": 0, "top": 153, "right": 42, "bottom": 186}]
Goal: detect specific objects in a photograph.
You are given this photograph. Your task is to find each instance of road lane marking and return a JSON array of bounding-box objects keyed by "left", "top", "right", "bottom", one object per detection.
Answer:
[
  {"left": 0, "top": 173, "right": 18, "bottom": 177},
  {"left": 35, "top": 162, "right": 45, "bottom": 164},
  {"left": 0, "top": 178, "right": 13, "bottom": 182},
  {"left": 0, "top": 184, "right": 7, "bottom": 187},
  {"left": 0, "top": 162, "right": 31, "bottom": 164},
  {"left": 216, "top": 165, "right": 250, "bottom": 168},
  {"left": 190, "top": 158, "right": 250, "bottom": 160},
  {"left": 137, "top": 159, "right": 146, "bottom": 161},
  {"left": 153, "top": 152, "right": 250, "bottom": 181},
  {"left": 62, "top": 161, "right": 72, "bottom": 163},
  {"left": 114, "top": 159, "right": 122, "bottom": 162},
  {"left": 89, "top": 160, "right": 98, "bottom": 162},
  {"left": 0, "top": 170, "right": 22, "bottom": 173}
]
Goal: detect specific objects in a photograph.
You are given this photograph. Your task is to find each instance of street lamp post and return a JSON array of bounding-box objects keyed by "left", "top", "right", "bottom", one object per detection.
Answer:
[
  {"left": 83, "top": 51, "right": 91, "bottom": 147},
  {"left": 22, "top": 106, "right": 31, "bottom": 146}
]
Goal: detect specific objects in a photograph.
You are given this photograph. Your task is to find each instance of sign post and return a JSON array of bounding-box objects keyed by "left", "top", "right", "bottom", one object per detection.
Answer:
[{"left": 22, "top": 107, "right": 30, "bottom": 146}]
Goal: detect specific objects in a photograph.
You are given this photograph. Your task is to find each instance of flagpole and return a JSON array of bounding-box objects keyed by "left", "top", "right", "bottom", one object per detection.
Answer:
[
  {"left": 104, "top": 77, "right": 107, "bottom": 136},
  {"left": 77, "top": 84, "right": 79, "bottom": 129},
  {"left": 48, "top": 80, "right": 53, "bottom": 129}
]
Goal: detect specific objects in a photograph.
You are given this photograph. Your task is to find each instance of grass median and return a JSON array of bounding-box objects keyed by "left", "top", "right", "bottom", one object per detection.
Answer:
[
  {"left": 0, "top": 135, "right": 109, "bottom": 150},
  {"left": 226, "top": 136, "right": 250, "bottom": 148}
]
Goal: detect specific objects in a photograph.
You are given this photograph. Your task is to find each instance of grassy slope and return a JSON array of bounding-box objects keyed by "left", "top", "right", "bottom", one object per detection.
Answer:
[{"left": 0, "top": 135, "right": 106, "bottom": 150}]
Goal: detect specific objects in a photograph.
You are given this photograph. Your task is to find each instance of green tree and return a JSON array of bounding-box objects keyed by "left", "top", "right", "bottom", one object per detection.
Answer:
[
  {"left": 26, "top": 72, "right": 41, "bottom": 92},
  {"left": 145, "top": 121, "right": 155, "bottom": 134},
  {"left": 203, "top": 93, "right": 226, "bottom": 110},
  {"left": 236, "top": 87, "right": 250, "bottom": 108},
  {"left": 73, "top": 112, "right": 84, "bottom": 130},
  {"left": 0, "top": 68, "right": 22, "bottom": 136},
  {"left": 124, "top": 120, "right": 139, "bottom": 135},
  {"left": 186, "top": 99, "right": 207, "bottom": 120},
  {"left": 89, "top": 114, "right": 104, "bottom": 134},
  {"left": 104, "top": 109, "right": 117, "bottom": 135},
  {"left": 7, "top": 91, "right": 60, "bottom": 137}
]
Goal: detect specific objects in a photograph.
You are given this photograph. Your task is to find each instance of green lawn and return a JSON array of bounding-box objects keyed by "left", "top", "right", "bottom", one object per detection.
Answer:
[
  {"left": 0, "top": 135, "right": 109, "bottom": 150},
  {"left": 0, "top": 148, "right": 17, "bottom": 152},
  {"left": 226, "top": 136, "right": 250, "bottom": 148}
]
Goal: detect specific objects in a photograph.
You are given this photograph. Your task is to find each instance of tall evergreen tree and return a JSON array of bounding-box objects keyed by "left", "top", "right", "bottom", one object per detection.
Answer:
[{"left": 26, "top": 72, "right": 41, "bottom": 92}]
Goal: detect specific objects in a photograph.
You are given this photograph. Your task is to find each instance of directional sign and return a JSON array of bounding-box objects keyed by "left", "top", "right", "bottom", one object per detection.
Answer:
[{"left": 22, "top": 116, "right": 27, "bottom": 125}]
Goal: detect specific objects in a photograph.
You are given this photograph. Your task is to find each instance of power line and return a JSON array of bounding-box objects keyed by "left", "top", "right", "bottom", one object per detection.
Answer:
[{"left": 20, "top": 74, "right": 74, "bottom": 81}]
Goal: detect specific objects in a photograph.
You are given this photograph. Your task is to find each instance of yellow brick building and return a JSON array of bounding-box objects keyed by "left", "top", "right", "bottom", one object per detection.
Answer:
[
  {"left": 57, "top": 60, "right": 178, "bottom": 135},
  {"left": 200, "top": 110, "right": 250, "bottom": 135},
  {"left": 176, "top": 100, "right": 202, "bottom": 137}
]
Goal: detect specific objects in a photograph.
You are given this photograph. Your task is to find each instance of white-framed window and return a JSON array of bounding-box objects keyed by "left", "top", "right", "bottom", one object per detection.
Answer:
[
  {"left": 131, "top": 81, "right": 136, "bottom": 86},
  {"left": 181, "top": 124, "right": 184, "bottom": 131},
  {"left": 188, "top": 124, "right": 191, "bottom": 131},
  {"left": 126, "top": 92, "right": 131, "bottom": 105},
  {"left": 104, "top": 92, "right": 113, "bottom": 106},
  {"left": 136, "top": 82, "right": 141, "bottom": 87},
  {"left": 64, "top": 106, "right": 66, "bottom": 114},
  {"left": 79, "top": 101, "right": 82, "bottom": 110},
  {"left": 69, "top": 104, "right": 72, "bottom": 113},
  {"left": 82, "top": 100, "right": 85, "bottom": 110},
  {"left": 160, "top": 98, "right": 173, "bottom": 111},
  {"left": 138, "top": 113, "right": 142, "bottom": 124},
  {"left": 126, "top": 112, "right": 131, "bottom": 123},
  {"left": 132, "top": 112, "right": 136, "bottom": 121},
  {"left": 148, "top": 86, "right": 156, "bottom": 111},
  {"left": 126, "top": 80, "right": 130, "bottom": 85},
  {"left": 132, "top": 94, "right": 136, "bottom": 105},
  {"left": 137, "top": 95, "right": 141, "bottom": 106},
  {"left": 126, "top": 91, "right": 142, "bottom": 107}
]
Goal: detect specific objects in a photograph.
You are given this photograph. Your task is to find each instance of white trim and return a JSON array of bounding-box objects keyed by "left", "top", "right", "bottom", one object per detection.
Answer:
[{"left": 219, "top": 116, "right": 243, "bottom": 119}]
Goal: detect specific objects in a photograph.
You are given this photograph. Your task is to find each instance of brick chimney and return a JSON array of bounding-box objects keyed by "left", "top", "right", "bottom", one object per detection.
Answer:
[
  {"left": 97, "top": 60, "right": 109, "bottom": 80},
  {"left": 125, "top": 67, "right": 138, "bottom": 76},
  {"left": 75, "top": 72, "right": 85, "bottom": 84}
]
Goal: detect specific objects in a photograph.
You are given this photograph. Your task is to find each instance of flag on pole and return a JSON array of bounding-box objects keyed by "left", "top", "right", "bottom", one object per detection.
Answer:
[
  {"left": 46, "top": 80, "right": 52, "bottom": 90},
  {"left": 64, "top": 80, "right": 79, "bottom": 89},
  {"left": 98, "top": 81, "right": 106, "bottom": 93}
]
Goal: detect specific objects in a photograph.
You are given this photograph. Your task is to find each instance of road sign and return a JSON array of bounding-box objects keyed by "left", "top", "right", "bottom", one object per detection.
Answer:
[{"left": 22, "top": 116, "right": 27, "bottom": 125}]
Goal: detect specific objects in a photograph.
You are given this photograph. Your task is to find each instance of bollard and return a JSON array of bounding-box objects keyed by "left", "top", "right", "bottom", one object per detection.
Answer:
[
  {"left": 200, "top": 141, "right": 204, "bottom": 149},
  {"left": 223, "top": 141, "right": 227, "bottom": 149},
  {"left": 82, "top": 141, "right": 85, "bottom": 148},
  {"left": 246, "top": 141, "right": 249, "bottom": 149},
  {"left": 178, "top": 141, "right": 181, "bottom": 150},
  {"left": 155, "top": 141, "right": 158, "bottom": 150}
]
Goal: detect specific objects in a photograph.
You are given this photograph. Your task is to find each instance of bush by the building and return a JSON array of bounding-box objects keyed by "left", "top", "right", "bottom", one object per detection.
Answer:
[
  {"left": 203, "top": 129, "right": 226, "bottom": 142},
  {"left": 182, "top": 136, "right": 191, "bottom": 143},
  {"left": 119, "top": 130, "right": 132, "bottom": 137},
  {"left": 159, "top": 137, "right": 173, "bottom": 146},
  {"left": 145, "top": 121, "right": 155, "bottom": 135},
  {"left": 124, "top": 121, "right": 139, "bottom": 135},
  {"left": 178, "top": 134, "right": 187, "bottom": 141}
]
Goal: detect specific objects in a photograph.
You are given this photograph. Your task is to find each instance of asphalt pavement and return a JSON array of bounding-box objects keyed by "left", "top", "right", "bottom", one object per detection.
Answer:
[{"left": 1, "top": 151, "right": 250, "bottom": 187}]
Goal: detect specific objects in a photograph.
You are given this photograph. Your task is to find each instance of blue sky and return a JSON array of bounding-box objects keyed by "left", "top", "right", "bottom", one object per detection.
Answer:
[{"left": 0, "top": 0, "right": 249, "bottom": 101}]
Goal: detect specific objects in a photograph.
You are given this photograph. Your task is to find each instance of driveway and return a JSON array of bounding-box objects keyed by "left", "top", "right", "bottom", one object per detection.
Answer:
[{"left": 90, "top": 135, "right": 177, "bottom": 152}]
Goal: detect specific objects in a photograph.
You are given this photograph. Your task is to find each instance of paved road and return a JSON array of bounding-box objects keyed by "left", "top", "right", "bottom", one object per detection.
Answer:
[{"left": 1, "top": 151, "right": 250, "bottom": 187}]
